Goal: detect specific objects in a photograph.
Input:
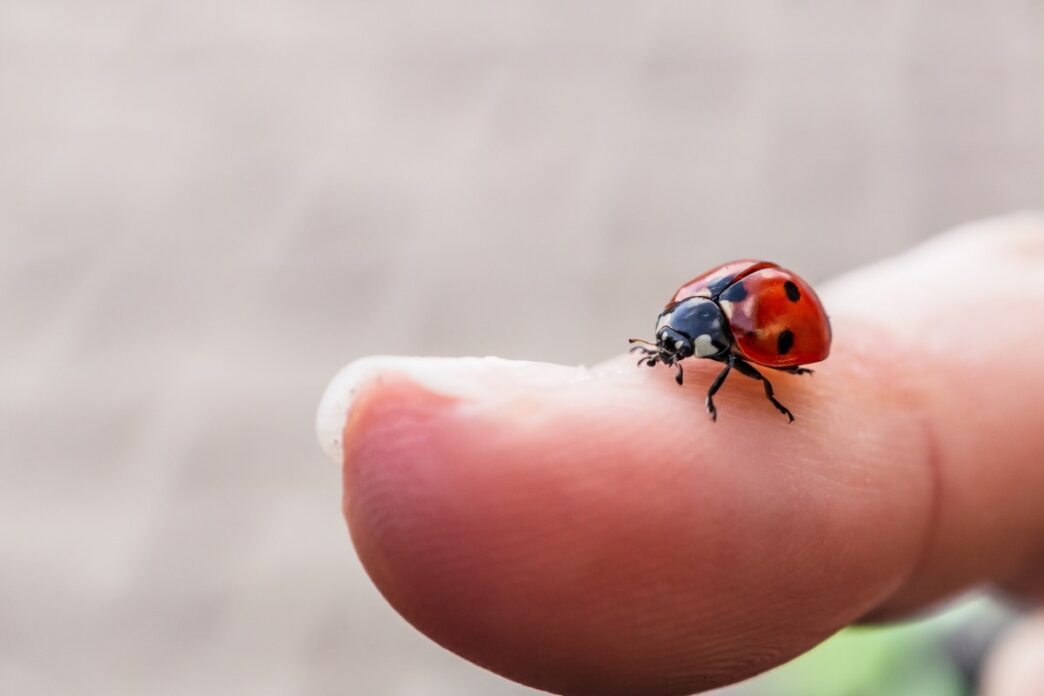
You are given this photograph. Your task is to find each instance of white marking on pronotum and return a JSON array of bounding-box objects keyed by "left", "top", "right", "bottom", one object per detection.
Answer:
[{"left": 693, "top": 334, "right": 718, "bottom": 357}]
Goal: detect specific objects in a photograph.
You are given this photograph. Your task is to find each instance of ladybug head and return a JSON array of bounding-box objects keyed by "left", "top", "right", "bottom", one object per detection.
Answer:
[
  {"left": 653, "top": 298, "right": 730, "bottom": 365},
  {"left": 655, "top": 326, "right": 694, "bottom": 363}
]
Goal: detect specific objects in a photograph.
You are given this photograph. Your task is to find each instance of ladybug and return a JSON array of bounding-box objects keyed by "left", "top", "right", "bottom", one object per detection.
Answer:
[{"left": 630, "top": 260, "right": 831, "bottom": 422}]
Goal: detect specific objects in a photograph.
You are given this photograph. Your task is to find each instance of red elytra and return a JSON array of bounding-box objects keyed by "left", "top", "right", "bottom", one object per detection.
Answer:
[
  {"left": 670, "top": 259, "right": 831, "bottom": 367},
  {"left": 630, "top": 260, "right": 831, "bottom": 422}
]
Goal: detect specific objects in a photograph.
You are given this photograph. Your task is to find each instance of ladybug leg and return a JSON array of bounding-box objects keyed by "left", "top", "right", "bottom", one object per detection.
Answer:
[
  {"left": 733, "top": 359, "right": 795, "bottom": 423},
  {"left": 704, "top": 355, "right": 733, "bottom": 422},
  {"left": 771, "top": 365, "right": 814, "bottom": 377},
  {"left": 629, "top": 340, "right": 658, "bottom": 362},
  {"left": 630, "top": 343, "right": 658, "bottom": 366},
  {"left": 674, "top": 362, "right": 684, "bottom": 386}
]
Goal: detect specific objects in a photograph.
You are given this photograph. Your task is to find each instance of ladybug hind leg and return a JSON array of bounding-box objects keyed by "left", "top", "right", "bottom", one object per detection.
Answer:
[
  {"left": 771, "top": 365, "right": 814, "bottom": 376},
  {"left": 732, "top": 358, "right": 795, "bottom": 423}
]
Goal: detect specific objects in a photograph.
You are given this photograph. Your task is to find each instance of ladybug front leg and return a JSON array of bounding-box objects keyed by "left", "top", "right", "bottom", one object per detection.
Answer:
[
  {"left": 629, "top": 342, "right": 659, "bottom": 367},
  {"left": 704, "top": 355, "right": 733, "bottom": 422},
  {"left": 628, "top": 340, "right": 658, "bottom": 365},
  {"left": 732, "top": 358, "right": 795, "bottom": 423}
]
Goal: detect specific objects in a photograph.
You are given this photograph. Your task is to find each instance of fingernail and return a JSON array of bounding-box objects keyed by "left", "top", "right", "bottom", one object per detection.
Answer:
[{"left": 315, "top": 356, "right": 589, "bottom": 465}]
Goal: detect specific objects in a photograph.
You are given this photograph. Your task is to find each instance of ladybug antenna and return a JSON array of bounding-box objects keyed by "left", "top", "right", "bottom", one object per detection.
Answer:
[{"left": 629, "top": 338, "right": 659, "bottom": 363}]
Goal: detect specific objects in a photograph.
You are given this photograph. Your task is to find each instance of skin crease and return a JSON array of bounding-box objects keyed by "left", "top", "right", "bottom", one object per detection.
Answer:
[{"left": 335, "top": 215, "right": 1044, "bottom": 696}]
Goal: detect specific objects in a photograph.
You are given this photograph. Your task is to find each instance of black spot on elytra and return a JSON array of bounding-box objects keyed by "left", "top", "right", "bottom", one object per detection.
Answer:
[
  {"left": 719, "top": 281, "right": 748, "bottom": 302},
  {"left": 707, "top": 274, "right": 735, "bottom": 296},
  {"left": 784, "top": 280, "right": 801, "bottom": 302},
  {"left": 777, "top": 329, "right": 795, "bottom": 355}
]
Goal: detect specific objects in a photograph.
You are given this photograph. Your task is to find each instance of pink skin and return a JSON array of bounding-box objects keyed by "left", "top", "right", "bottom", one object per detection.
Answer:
[
  {"left": 983, "top": 612, "right": 1044, "bottom": 696},
  {"left": 328, "top": 215, "right": 1044, "bottom": 696}
]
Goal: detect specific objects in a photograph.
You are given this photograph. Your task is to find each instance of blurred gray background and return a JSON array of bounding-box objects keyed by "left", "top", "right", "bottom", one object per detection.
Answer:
[{"left": 1, "top": 2, "right": 1040, "bottom": 695}]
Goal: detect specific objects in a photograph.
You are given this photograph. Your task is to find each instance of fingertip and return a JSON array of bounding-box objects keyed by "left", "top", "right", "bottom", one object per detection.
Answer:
[
  {"left": 336, "top": 346, "right": 935, "bottom": 695},
  {"left": 322, "top": 215, "right": 1044, "bottom": 695},
  {"left": 316, "top": 355, "right": 592, "bottom": 466}
]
